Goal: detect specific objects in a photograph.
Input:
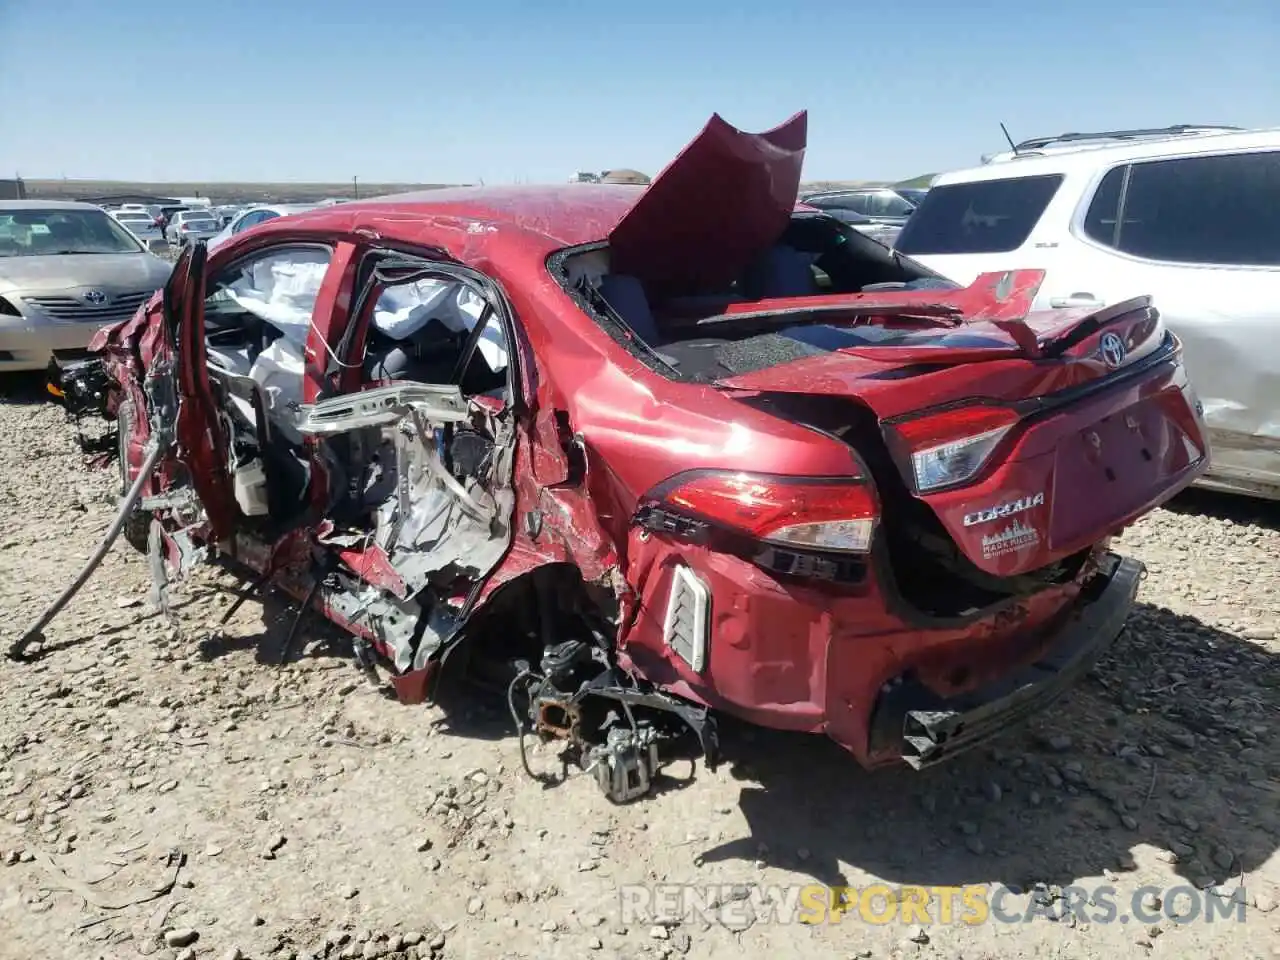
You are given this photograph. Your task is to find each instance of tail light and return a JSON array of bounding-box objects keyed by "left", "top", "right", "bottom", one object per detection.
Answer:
[
  {"left": 640, "top": 470, "right": 878, "bottom": 553},
  {"left": 887, "top": 404, "right": 1021, "bottom": 493}
]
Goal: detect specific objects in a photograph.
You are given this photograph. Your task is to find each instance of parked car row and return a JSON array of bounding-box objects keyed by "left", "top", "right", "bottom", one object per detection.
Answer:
[
  {"left": 104, "top": 201, "right": 216, "bottom": 248},
  {"left": 103, "top": 200, "right": 320, "bottom": 251}
]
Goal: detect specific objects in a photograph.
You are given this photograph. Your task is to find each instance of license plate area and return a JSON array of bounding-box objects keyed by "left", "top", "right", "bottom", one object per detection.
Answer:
[{"left": 1048, "top": 386, "right": 1202, "bottom": 549}]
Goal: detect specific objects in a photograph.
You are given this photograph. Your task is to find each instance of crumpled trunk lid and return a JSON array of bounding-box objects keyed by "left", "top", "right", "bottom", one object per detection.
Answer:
[
  {"left": 715, "top": 272, "right": 1209, "bottom": 577},
  {"left": 608, "top": 111, "right": 808, "bottom": 301}
]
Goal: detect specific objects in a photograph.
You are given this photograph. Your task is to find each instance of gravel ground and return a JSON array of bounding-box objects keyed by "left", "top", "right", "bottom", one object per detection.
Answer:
[{"left": 0, "top": 376, "right": 1277, "bottom": 960}]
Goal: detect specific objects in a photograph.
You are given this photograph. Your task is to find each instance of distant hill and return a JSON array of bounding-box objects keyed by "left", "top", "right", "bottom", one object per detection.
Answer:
[
  {"left": 893, "top": 173, "right": 937, "bottom": 188},
  {"left": 800, "top": 175, "right": 938, "bottom": 193},
  {"left": 19, "top": 174, "right": 935, "bottom": 205},
  {"left": 798, "top": 179, "right": 885, "bottom": 193},
  {"left": 21, "top": 178, "right": 460, "bottom": 205}
]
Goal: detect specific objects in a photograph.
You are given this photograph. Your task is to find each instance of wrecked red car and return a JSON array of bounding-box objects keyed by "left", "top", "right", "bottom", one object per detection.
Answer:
[{"left": 19, "top": 112, "right": 1209, "bottom": 802}]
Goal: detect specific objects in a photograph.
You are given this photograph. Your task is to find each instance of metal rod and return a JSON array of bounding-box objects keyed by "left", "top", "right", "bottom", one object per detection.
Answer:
[{"left": 8, "top": 440, "right": 164, "bottom": 661}]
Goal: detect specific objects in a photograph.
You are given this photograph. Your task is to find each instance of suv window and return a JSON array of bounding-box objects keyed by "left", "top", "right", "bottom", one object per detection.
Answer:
[
  {"left": 1102, "top": 151, "right": 1280, "bottom": 266},
  {"left": 1082, "top": 166, "right": 1125, "bottom": 247},
  {"left": 895, "top": 174, "right": 1063, "bottom": 255}
]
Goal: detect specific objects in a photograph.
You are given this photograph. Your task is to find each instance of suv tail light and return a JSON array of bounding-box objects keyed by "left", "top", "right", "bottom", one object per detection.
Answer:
[
  {"left": 641, "top": 470, "right": 878, "bottom": 553},
  {"left": 887, "top": 404, "right": 1021, "bottom": 493}
]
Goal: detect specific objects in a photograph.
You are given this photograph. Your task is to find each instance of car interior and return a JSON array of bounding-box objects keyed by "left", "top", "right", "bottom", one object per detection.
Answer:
[
  {"left": 559, "top": 214, "right": 958, "bottom": 382},
  {"left": 198, "top": 246, "right": 510, "bottom": 533},
  {"left": 0, "top": 211, "right": 138, "bottom": 255},
  {"left": 359, "top": 284, "right": 508, "bottom": 399}
]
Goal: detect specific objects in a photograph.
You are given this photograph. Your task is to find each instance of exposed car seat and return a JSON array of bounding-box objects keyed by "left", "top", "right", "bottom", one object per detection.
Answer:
[
  {"left": 364, "top": 315, "right": 466, "bottom": 384},
  {"left": 596, "top": 274, "right": 661, "bottom": 344},
  {"left": 740, "top": 245, "right": 820, "bottom": 299}
]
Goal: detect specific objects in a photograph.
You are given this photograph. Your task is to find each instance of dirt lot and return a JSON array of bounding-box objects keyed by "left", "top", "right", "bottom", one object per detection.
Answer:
[{"left": 0, "top": 377, "right": 1277, "bottom": 960}]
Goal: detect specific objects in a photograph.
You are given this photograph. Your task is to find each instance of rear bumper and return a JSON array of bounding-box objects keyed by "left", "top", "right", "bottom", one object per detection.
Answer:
[{"left": 866, "top": 552, "right": 1141, "bottom": 769}]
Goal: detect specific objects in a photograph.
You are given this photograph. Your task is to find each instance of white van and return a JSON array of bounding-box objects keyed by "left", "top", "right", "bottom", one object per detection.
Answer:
[{"left": 894, "top": 126, "right": 1280, "bottom": 501}]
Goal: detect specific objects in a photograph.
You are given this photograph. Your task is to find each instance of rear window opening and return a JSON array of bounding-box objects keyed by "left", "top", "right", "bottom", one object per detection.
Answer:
[
  {"left": 894, "top": 173, "right": 1063, "bottom": 256},
  {"left": 550, "top": 215, "right": 964, "bottom": 382}
]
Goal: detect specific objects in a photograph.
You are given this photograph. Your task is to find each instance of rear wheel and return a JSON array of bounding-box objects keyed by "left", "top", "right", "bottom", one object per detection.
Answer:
[{"left": 116, "top": 398, "right": 152, "bottom": 554}]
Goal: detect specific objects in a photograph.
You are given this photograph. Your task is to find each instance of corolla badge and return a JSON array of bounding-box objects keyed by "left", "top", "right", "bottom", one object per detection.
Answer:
[
  {"left": 1099, "top": 332, "right": 1127, "bottom": 368},
  {"left": 82, "top": 290, "right": 108, "bottom": 305},
  {"left": 963, "top": 491, "right": 1045, "bottom": 527}
]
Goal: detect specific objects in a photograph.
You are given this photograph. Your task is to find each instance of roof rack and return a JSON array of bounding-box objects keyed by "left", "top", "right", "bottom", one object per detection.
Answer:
[{"left": 1011, "top": 124, "right": 1243, "bottom": 153}]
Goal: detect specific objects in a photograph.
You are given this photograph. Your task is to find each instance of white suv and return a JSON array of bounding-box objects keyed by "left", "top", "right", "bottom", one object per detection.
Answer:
[{"left": 895, "top": 126, "right": 1280, "bottom": 501}]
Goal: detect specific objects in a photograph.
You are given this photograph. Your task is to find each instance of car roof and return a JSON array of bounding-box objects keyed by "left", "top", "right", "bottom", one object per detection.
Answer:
[
  {"left": 0, "top": 200, "right": 108, "bottom": 212},
  {"left": 268, "top": 182, "right": 835, "bottom": 257},
  {"left": 253, "top": 203, "right": 317, "bottom": 214},
  {"left": 803, "top": 187, "right": 893, "bottom": 198},
  {"left": 935, "top": 126, "right": 1280, "bottom": 186},
  {"left": 285, "top": 183, "right": 649, "bottom": 248}
]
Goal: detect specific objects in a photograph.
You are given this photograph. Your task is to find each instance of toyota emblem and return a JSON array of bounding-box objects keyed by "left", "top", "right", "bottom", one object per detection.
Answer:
[
  {"left": 82, "top": 290, "right": 108, "bottom": 305},
  {"left": 1099, "top": 332, "right": 1127, "bottom": 369}
]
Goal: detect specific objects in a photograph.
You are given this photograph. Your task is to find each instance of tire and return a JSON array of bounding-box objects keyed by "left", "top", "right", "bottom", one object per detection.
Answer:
[{"left": 116, "top": 398, "right": 152, "bottom": 554}]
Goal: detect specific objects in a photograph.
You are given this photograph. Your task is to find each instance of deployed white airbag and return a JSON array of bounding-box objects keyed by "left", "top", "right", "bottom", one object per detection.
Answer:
[
  {"left": 223, "top": 250, "right": 330, "bottom": 344},
  {"left": 222, "top": 257, "right": 507, "bottom": 373},
  {"left": 373, "top": 280, "right": 508, "bottom": 373},
  {"left": 212, "top": 254, "right": 508, "bottom": 436}
]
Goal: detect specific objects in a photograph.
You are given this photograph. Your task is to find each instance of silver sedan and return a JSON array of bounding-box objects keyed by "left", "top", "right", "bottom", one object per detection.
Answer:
[
  {"left": 111, "top": 211, "right": 168, "bottom": 249},
  {"left": 0, "top": 201, "right": 173, "bottom": 372},
  {"left": 168, "top": 209, "right": 222, "bottom": 246}
]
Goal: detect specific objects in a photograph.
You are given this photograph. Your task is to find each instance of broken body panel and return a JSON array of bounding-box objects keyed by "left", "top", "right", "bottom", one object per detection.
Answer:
[{"left": 30, "top": 111, "right": 1209, "bottom": 798}]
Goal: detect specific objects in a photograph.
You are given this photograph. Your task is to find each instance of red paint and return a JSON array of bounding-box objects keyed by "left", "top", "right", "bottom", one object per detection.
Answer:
[
  {"left": 305, "top": 241, "right": 361, "bottom": 402},
  {"left": 336, "top": 544, "right": 409, "bottom": 599},
  {"left": 390, "top": 663, "right": 438, "bottom": 705},
  {"left": 610, "top": 111, "right": 807, "bottom": 300},
  {"left": 92, "top": 111, "right": 1210, "bottom": 769}
]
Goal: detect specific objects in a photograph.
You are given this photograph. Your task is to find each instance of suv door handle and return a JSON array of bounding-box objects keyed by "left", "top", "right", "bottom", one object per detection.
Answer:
[{"left": 1050, "top": 294, "right": 1104, "bottom": 309}]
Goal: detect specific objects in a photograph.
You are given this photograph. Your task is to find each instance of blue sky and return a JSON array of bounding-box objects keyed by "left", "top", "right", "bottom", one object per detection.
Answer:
[{"left": 2, "top": 0, "right": 1277, "bottom": 185}]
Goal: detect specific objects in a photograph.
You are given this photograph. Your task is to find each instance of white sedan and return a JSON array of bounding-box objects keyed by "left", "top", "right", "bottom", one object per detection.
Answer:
[
  {"left": 208, "top": 203, "right": 320, "bottom": 251},
  {"left": 110, "top": 210, "right": 164, "bottom": 243}
]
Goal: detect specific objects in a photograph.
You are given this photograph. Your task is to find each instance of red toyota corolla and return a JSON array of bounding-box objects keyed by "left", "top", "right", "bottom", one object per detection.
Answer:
[{"left": 31, "top": 112, "right": 1208, "bottom": 802}]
